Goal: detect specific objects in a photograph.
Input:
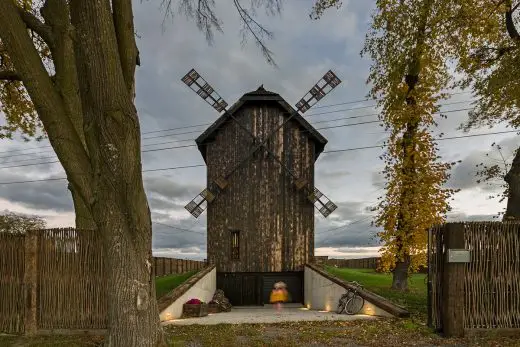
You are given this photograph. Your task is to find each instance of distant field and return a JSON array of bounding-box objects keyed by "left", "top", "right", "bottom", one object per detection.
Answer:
[
  {"left": 325, "top": 267, "right": 427, "bottom": 319},
  {"left": 155, "top": 270, "right": 198, "bottom": 299}
]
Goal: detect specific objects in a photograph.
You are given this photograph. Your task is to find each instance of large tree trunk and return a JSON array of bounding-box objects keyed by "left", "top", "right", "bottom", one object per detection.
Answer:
[
  {"left": 69, "top": 184, "right": 97, "bottom": 229},
  {"left": 0, "top": 0, "right": 164, "bottom": 345},
  {"left": 68, "top": 1, "right": 164, "bottom": 345},
  {"left": 392, "top": 254, "right": 411, "bottom": 291},
  {"left": 95, "top": 189, "right": 162, "bottom": 346},
  {"left": 504, "top": 146, "right": 520, "bottom": 220}
]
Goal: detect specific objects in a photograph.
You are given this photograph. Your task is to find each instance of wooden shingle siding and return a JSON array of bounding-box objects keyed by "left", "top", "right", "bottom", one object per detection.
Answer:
[{"left": 206, "top": 101, "right": 315, "bottom": 272}]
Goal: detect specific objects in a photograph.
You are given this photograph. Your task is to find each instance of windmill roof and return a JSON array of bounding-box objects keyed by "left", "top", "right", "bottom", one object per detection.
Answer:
[{"left": 195, "top": 85, "right": 328, "bottom": 162}]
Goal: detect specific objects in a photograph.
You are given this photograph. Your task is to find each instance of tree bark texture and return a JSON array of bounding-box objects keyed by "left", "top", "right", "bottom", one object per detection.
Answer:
[
  {"left": 504, "top": 146, "right": 520, "bottom": 220},
  {"left": 391, "top": 254, "right": 411, "bottom": 291},
  {"left": 0, "top": 0, "right": 164, "bottom": 345}
]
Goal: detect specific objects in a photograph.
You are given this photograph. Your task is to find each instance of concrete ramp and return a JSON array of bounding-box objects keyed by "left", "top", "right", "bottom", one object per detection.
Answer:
[
  {"left": 304, "top": 263, "right": 409, "bottom": 318},
  {"left": 158, "top": 265, "right": 216, "bottom": 322}
]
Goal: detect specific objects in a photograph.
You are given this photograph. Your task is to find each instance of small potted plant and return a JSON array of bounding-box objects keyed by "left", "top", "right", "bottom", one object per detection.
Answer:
[{"left": 182, "top": 298, "right": 208, "bottom": 318}]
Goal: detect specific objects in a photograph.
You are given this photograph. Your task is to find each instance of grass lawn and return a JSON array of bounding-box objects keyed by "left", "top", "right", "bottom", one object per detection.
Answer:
[
  {"left": 324, "top": 267, "right": 428, "bottom": 320},
  {"left": 155, "top": 270, "right": 198, "bottom": 299}
]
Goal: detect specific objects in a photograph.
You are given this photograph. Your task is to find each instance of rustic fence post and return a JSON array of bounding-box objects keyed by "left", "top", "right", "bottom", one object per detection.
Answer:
[
  {"left": 24, "top": 230, "right": 39, "bottom": 334},
  {"left": 161, "top": 257, "right": 166, "bottom": 277},
  {"left": 442, "top": 222, "right": 465, "bottom": 338}
]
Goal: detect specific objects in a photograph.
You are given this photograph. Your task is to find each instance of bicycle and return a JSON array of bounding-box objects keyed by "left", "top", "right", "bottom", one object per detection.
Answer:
[{"left": 336, "top": 281, "right": 365, "bottom": 315}]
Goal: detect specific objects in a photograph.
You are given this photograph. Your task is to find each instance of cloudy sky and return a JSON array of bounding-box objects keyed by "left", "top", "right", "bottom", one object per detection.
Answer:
[{"left": 0, "top": 0, "right": 517, "bottom": 260}]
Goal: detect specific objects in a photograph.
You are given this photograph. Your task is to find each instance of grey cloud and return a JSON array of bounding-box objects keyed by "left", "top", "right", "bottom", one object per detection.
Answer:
[
  {"left": 144, "top": 176, "right": 202, "bottom": 201},
  {"left": 152, "top": 221, "right": 206, "bottom": 250},
  {"left": 0, "top": 169, "right": 72, "bottom": 212},
  {"left": 333, "top": 247, "right": 381, "bottom": 254},
  {"left": 317, "top": 169, "right": 351, "bottom": 179},
  {"left": 314, "top": 199, "right": 379, "bottom": 248},
  {"left": 370, "top": 171, "right": 385, "bottom": 190},
  {"left": 446, "top": 152, "right": 484, "bottom": 190},
  {"left": 147, "top": 196, "right": 182, "bottom": 211},
  {"left": 447, "top": 136, "right": 518, "bottom": 191}
]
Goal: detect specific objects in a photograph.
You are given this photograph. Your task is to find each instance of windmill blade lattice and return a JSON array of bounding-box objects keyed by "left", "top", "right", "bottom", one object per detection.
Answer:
[{"left": 182, "top": 68, "right": 341, "bottom": 218}]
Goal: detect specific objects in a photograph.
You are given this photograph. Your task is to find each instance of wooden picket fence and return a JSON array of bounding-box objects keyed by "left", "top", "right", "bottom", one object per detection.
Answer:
[
  {"left": 318, "top": 256, "right": 427, "bottom": 273},
  {"left": 0, "top": 228, "right": 206, "bottom": 334},
  {"left": 0, "top": 233, "right": 25, "bottom": 334},
  {"left": 321, "top": 257, "right": 380, "bottom": 270},
  {"left": 429, "top": 222, "right": 520, "bottom": 337}
]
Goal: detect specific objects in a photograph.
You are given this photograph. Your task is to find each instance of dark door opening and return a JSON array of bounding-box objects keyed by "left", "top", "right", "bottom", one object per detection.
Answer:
[
  {"left": 217, "top": 272, "right": 303, "bottom": 306},
  {"left": 217, "top": 273, "right": 260, "bottom": 306},
  {"left": 262, "top": 272, "right": 303, "bottom": 304}
]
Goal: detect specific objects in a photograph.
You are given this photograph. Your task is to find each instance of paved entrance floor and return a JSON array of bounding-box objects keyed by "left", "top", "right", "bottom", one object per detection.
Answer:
[{"left": 162, "top": 304, "right": 377, "bottom": 326}]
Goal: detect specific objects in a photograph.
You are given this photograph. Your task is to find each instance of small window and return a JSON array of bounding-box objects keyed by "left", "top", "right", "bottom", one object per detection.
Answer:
[{"left": 231, "top": 230, "right": 240, "bottom": 260}]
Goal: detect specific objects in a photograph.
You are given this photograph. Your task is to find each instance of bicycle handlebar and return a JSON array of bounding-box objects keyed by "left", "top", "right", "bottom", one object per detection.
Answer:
[{"left": 349, "top": 281, "right": 363, "bottom": 287}]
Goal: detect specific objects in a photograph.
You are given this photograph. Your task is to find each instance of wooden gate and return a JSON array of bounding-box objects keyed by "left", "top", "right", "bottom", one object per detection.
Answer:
[
  {"left": 0, "top": 233, "right": 25, "bottom": 334},
  {"left": 428, "top": 222, "right": 520, "bottom": 335}
]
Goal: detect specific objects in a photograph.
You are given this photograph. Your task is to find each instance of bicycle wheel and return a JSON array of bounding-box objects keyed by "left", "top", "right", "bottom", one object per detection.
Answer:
[
  {"left": 336, "top": 301, "right": 347, "bottom": 314},
  {"left": 345, "top": 295, "right": 364, "bottom": 315}
]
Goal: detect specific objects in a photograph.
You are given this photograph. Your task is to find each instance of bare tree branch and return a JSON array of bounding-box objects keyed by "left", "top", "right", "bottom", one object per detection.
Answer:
[
  {"left": 16, "top": 5, "right": 55, "bottom": 48},
  {"left": 233, "top": 0, "right": 277, "bottom": 67},
  {"left": 162, "top": 0, "right": 280, "bottom": 66},
  {"left": 112, "top": 0, "right": 139, "bottom": 96},
  {"left": 161, "top": 0, "right": 222, "bottom": 44},
  {"left": 0, "top": 69, "right": 21, "bottom": 81},
  {"left": 0, "top": 0, "right": 94, "bottom": 207}
]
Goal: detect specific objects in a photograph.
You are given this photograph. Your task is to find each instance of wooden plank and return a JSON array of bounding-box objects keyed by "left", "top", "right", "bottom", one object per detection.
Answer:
[
  {"left": 205, "top": 102, "right": 316, "bottom": 273},
  {"left": 24, "top": 230, "right": 38, "bottom": 334},
  {"left": 442, "top": 222, "right": 465, "bottom": 337}
]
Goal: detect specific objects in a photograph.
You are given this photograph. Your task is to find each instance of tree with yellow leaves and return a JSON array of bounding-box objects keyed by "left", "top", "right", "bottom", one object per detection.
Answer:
[
  {"left": 312, "top": 0, "right": 458, "bottom": 290},
  {"left": 446, "top": 0, "right": 520, "bottom": 220}
]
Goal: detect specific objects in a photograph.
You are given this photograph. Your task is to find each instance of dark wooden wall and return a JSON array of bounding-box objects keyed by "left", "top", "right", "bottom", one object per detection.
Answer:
[{"left": 206, "top": 101, "right": 315, "bottom": 272}]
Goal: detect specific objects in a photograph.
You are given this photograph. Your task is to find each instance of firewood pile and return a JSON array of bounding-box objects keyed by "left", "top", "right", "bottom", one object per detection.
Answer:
[{"left": 211, "top": 289, "right": 232, "bottom": 312}]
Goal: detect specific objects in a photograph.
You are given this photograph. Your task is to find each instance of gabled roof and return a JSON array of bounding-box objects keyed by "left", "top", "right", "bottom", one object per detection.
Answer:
[{"left": 195, "top": 86, "right": 328, "bottom": 162}]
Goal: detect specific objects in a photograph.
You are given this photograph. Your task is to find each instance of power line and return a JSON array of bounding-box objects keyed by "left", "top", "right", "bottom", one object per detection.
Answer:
[
  {"left": 322, "top": 129, "right": 520, "bottom": 154},
  {"left": 310, "top": 91, "right": 470, "bottom": 110},
  {"left": 152, "top": 221, "right": 205, "bottom": 235},
  {"left": 0, "top": 127, "right": 516, "bottom": 171},
  {"left": 0, "top": 105, "right": 481, "bottom": 167},
  {"left": 316, "top": 214, "right": 376, "bottom": 236},
  {"left": 0, "top": 163, "right": 205, "bottom": 185},
  {"left": 0, "top": 97, "right": 475, "bottom": 158},
  {"left": 0, "top": 128, "right": 516, "bottom": 172}
]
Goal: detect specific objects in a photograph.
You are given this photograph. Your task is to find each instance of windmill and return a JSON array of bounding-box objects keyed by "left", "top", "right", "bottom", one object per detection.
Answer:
[{"left": 182, "top": 68, "right": 341, "bottom": 219}]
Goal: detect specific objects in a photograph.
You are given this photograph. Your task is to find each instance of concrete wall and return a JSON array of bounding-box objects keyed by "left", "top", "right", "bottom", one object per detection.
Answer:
[
  {"left": 304, "top": 266, "right": 393, "bottom": 317},
  {"left": 159, "top": 267, "right": 217, "bottom": 321}
]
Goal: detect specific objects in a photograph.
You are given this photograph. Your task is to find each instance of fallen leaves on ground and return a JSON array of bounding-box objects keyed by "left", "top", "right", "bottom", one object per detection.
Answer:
[
  {"left": 1, "top": 318, "right": 518, "bottom": 346},
  {"left": 164, "top": 318, "right": 520, "bottom": 347}
]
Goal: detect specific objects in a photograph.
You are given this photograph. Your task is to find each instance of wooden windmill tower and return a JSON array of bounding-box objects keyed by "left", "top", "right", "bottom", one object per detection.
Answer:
[{"left": 182, "top": 68, "right": 341, "bottom": 306}]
